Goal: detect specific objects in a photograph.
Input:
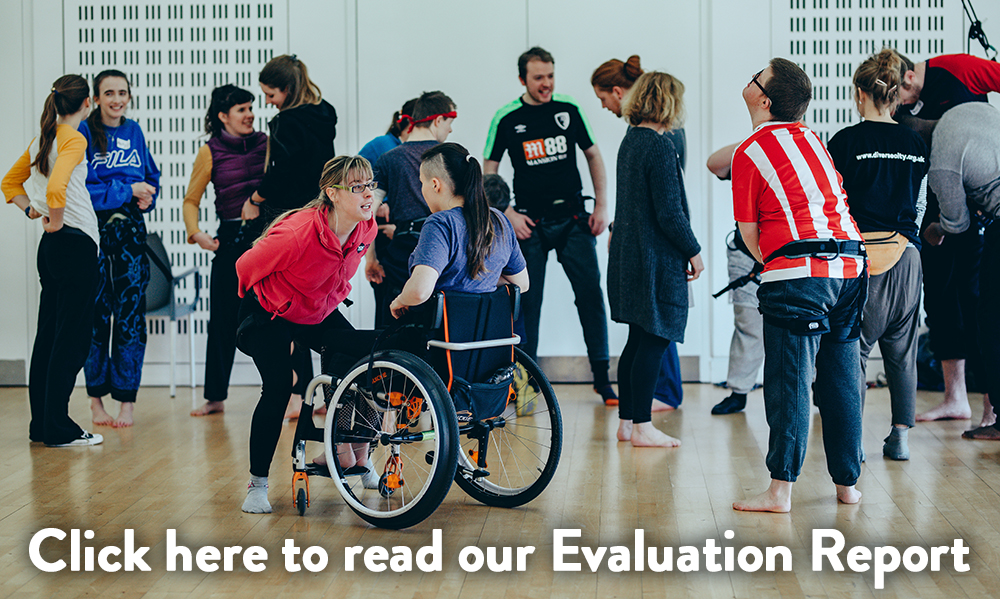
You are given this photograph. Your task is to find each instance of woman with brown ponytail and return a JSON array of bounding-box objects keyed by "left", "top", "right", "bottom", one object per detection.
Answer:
[
  {"left": 591, "top": 55, "right": 687, "bottom": 411},
  {"left": 827, "top": 49, "right": 930, "bottom": 461},
  {"left": 246, "top": 54, "right": 339, "bottom": 419},
  {"left": 2, "top": 75, "right": 103, "bottom": 446}
]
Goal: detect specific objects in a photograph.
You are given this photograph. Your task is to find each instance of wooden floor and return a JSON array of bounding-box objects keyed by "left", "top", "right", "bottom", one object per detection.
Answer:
[{"left": 1, "top": 383, "right": 999, "bottom": 599}]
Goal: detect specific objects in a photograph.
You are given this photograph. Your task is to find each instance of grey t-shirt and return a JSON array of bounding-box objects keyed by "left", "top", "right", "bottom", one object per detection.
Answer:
[
  {"left": 409, "top": 207, "right": 526, "bottom": 293},
  {"left": 929, "top": 102, "right": 1000, "bottom": 234}
]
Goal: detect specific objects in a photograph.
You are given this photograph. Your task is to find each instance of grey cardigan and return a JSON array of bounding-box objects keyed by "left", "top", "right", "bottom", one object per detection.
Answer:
[{"left": 608, "top": 126, "right": 701, "bottom": 342}]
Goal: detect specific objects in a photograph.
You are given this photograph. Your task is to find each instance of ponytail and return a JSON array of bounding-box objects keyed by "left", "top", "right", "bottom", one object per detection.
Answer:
[
  {"left": 421, "top": 142, "right": 497, "bottom": 280},
  {"left": 259, "top": 54, "right": 322, "bottom": 111},
  {"left": 33, "top": 75, "right": 90, "bottom": 177},
  {"left": 387, "top": 97, "right": 419, "bottom": 137}
]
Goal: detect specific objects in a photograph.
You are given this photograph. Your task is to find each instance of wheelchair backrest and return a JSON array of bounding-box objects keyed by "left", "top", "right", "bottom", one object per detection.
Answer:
[{"left": 428, "top": 285, "right": 520, "bottom": 391}]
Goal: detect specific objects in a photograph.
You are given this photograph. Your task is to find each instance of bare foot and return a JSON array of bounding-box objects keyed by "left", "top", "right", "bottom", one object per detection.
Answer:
[
  {"left": 191, "top": 401, "right": 225, "bottom": 416},
  {"left": 980, "top": 395, "right": 997, "bottom": 428},
  {"left": 113, "top": 402, "right": 134, "bottom": 428},
  {"left": 915, "top": 400, "right": 971, "bottom": 422},
  {"left": 962, "top": 424, "right": 1000, "bottom": 440},
  {"left": 284, "top": 396, "right": 302, "bottom": 420},
  {"left": 617, "top": 420, "right": 633, "bottom": 442},
  {"left": 630, "top": 421, "right": 681, "bottom": 447},
  {"left": 651, "top": 399, "right": 677, "bottom": 412},
  {"left": 733, "top": 479, "right": 792, "bottom": 513},
  {"left": 91, "top": 397, "right": 114, "bottom": 426},
  {"left": 836, "top": 484, "right": 862, "bottom": 504}
]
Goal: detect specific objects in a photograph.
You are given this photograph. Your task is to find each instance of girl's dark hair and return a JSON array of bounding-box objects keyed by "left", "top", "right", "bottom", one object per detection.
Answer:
[
  {"left": 33, "top": 75, "right": 90, "bottom": 177},
  {"left": 420, "top": 142, "right": 499, "bottom": 280},
  {"left": 387, "top": 97, "right": 419, "bottom": 137},
  {"left": 87, "top": 69, "right": 131, "bottom": 155},
  {"left": 591, "top": 55, "right": 643, "bottom": 91},
  {"left": 258, "top": 54, "right": 321, "bottom": 110},
  {"left": 205, "top": 84, "right": 255, "bottom": 137}
]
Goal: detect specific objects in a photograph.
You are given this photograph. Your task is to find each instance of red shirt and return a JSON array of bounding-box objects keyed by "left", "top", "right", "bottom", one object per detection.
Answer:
[
  {"left": 732, "top": 121, "right": 863, "bottom": 282},
  {"left": 236, "top": 208, "right": 377, "bottom": 325}
]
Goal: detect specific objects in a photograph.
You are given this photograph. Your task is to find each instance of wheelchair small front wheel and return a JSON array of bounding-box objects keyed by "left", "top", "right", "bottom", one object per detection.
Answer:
[
  {"left": 455, "top": 348, "right": 562, "bottom": 508},
  {"left": 325, "top": 351, "right": 458, "bottom": 529}
]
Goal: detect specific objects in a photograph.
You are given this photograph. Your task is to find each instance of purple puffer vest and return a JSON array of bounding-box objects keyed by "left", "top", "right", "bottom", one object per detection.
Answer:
[{"left": 207, "top": 130, "right": 267, "bottom": 220}]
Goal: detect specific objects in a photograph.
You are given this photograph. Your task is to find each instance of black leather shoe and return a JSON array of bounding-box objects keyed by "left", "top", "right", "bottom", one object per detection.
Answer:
[{"left": 711, "top": 393, "right": 747, "bottom": 415}]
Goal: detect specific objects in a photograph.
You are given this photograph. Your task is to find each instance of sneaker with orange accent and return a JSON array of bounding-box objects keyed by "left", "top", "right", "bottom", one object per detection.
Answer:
[{"left": 595, "top": 385, "right": 618, "bottom": 406}]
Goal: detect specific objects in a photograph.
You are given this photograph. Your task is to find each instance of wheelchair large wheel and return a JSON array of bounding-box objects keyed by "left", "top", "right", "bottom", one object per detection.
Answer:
[
  {"left": 325, "top": 351, "right": 458, "bottom": 529},
  {"left": 455, "top": 348, "right": 562, "bottom": 508}
]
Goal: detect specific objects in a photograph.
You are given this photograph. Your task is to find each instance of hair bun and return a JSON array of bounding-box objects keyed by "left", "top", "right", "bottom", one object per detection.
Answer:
[{"left": 624, "top": 55, "right": 643, "bottom": 81}]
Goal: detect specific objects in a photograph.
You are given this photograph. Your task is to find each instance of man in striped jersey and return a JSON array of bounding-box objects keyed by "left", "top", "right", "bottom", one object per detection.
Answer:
[{"left": 731, "top": 58, "right": 867, "bottom": 513}]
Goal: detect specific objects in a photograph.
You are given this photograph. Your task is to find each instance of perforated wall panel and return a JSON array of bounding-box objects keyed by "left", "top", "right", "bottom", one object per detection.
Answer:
[
  {"left": 64, "top": 1, "right": 288, "bottom": 377},
  {"left": 773, "top": 0, "right": 958, "bottom": 142}
]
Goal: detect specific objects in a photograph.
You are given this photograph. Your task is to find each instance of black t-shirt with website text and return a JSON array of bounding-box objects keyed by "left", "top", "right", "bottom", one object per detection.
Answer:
[{"left": 827, "top": 120, "right": 929, "bottom": 247}]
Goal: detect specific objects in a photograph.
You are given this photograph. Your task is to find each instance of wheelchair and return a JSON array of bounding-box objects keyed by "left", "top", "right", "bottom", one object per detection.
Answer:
[{"left": 289, "top": 285, "right": 563, "bottom": 529}]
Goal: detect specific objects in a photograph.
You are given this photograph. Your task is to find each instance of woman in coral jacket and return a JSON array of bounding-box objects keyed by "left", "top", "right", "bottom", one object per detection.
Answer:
[{"left": 235, "top": 155, "right": 377, "bottom": 514}]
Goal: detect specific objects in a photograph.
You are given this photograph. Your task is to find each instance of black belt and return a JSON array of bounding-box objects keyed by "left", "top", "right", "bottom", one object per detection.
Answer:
[{"left": 764, "top": 239, "right": 866, "bottom": 264}]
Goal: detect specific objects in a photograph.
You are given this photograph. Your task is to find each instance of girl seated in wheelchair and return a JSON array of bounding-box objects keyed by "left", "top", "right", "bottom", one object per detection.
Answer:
[
  {"left": 389, "top": 142, "right": 529, "bottom": 318},
  {"left": 235, "top": 155, "right": 379, "bottom": 513}
]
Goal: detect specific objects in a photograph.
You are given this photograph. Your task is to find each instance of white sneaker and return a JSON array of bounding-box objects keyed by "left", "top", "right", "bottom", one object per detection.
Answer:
[
  {"left": 361, "top": 465, "right": 380, "bottom": 490},
  {"left": 48, "top": 431, "right": 103, "bottom": 447}
]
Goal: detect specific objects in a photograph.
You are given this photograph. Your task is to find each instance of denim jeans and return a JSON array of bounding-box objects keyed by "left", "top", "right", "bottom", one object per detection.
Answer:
[
  {"left": 517, "top": 215, "right": 609, "bottom": 365},
  {"left": 757, "top": 274, "right": 867, "bottom": 486}
]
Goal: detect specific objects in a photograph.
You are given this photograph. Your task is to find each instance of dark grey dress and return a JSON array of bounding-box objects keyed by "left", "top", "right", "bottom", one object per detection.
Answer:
[{"left": 608, "top": 126, "right": 701, "bottom": 342}]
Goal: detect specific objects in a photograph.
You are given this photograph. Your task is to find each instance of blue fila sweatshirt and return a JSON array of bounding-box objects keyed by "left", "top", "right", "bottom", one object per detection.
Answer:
[{"left": 79, "top": 119, "right": 160, "bottom": 219}]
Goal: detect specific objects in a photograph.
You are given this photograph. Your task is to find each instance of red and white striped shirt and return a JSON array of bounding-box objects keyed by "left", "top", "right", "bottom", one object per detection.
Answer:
[{"left": 732, "top": 121, "right": 864, "bottom": 282}]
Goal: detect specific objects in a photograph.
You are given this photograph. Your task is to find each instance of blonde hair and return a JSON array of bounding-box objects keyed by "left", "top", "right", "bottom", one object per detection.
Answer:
[
  {"left": 621, "top": 71, "right": 685, "bottom": 129},
  {"left": 853, "top": 48, "right": 903, "bottom": 115},
  {"left": 256, "top": 155, "right": 373, "bottom": 244}
]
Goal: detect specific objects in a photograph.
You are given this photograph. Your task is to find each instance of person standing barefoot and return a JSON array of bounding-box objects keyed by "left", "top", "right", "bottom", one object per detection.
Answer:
[{"left": 608, "top": 72, "right": 702, "bottom": 449}]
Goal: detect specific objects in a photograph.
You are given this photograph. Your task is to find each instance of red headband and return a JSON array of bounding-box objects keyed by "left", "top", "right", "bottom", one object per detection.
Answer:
[{"left": 406, "top": 111, "right": 457, "bottom": 133}]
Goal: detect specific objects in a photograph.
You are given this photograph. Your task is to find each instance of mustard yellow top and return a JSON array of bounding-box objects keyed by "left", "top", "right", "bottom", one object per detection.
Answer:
[
  {"left": 2, "top": 125, "right": 88, "bottom": 209},
  {"left": 181, "top": 144, "right": 213, "bottom": 243}
]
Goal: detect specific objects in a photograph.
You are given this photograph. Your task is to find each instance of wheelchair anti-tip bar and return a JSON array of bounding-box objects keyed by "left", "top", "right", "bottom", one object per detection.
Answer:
[{"left": 425, "top": 335, "right": 521, "bottom": 352}]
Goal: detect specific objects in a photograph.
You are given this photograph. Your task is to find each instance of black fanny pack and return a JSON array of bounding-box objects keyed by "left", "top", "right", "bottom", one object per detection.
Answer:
[{"left": 519, "top": 193, "right": 589, "bottom": 221}]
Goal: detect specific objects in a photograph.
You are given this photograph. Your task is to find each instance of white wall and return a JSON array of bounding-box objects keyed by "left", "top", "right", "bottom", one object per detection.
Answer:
[{"left": 0, "top": 0, "right": 983, "bottom": 385}]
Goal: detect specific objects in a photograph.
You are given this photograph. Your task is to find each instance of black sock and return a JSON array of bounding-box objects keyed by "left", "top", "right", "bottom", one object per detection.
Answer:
[{"left": 591, "top": 360, "right": 610, "bottom": 388}]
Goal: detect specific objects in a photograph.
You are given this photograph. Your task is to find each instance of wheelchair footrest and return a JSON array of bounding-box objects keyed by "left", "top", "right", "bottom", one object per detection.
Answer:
[{"left": 472, "top": 468, "right": 490, "bottom": 480}]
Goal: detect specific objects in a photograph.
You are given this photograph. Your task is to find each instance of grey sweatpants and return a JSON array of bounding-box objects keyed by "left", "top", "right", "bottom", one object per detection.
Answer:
[
  {"left": 859, "top": 246, "right": 922, "bottom": 427},
  {"left": 727, "top": 245, "right": 764, "bottom": 394}
]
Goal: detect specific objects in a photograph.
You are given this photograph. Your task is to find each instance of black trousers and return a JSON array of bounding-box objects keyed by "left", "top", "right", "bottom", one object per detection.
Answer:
[
  {"left": 203, "top": 221, "right": 244, "bottom": 401},
  {"left": 238, "top": 294, "right": 378, "bottom": 477},
  {"left": 617, "top": 324, "right": 672, "bottom": 424},
  {"left": 29, "top": 228, "right": 99, "bottom": 445}
]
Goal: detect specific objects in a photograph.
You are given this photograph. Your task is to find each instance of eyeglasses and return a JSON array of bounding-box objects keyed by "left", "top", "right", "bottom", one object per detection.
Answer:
[
  {"left": 751, "top": 69, "right": 770, "bottom": 99},
  {"left": 331, "top": 181, "right": 378, "bottom": 194}
]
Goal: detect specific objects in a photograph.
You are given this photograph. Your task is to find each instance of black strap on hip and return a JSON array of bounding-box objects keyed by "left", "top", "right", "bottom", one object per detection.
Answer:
[{"left": 764, "top": 239, "right": 866, "bottom": 264}]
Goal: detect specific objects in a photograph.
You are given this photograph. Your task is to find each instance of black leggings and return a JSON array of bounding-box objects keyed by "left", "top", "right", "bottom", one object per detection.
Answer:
[
  {"left": 618, "top": 324, "right": 672, "bottom": 424},
  {"left": 238, "top": 294, "right": 378, "bottom": 477}
]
